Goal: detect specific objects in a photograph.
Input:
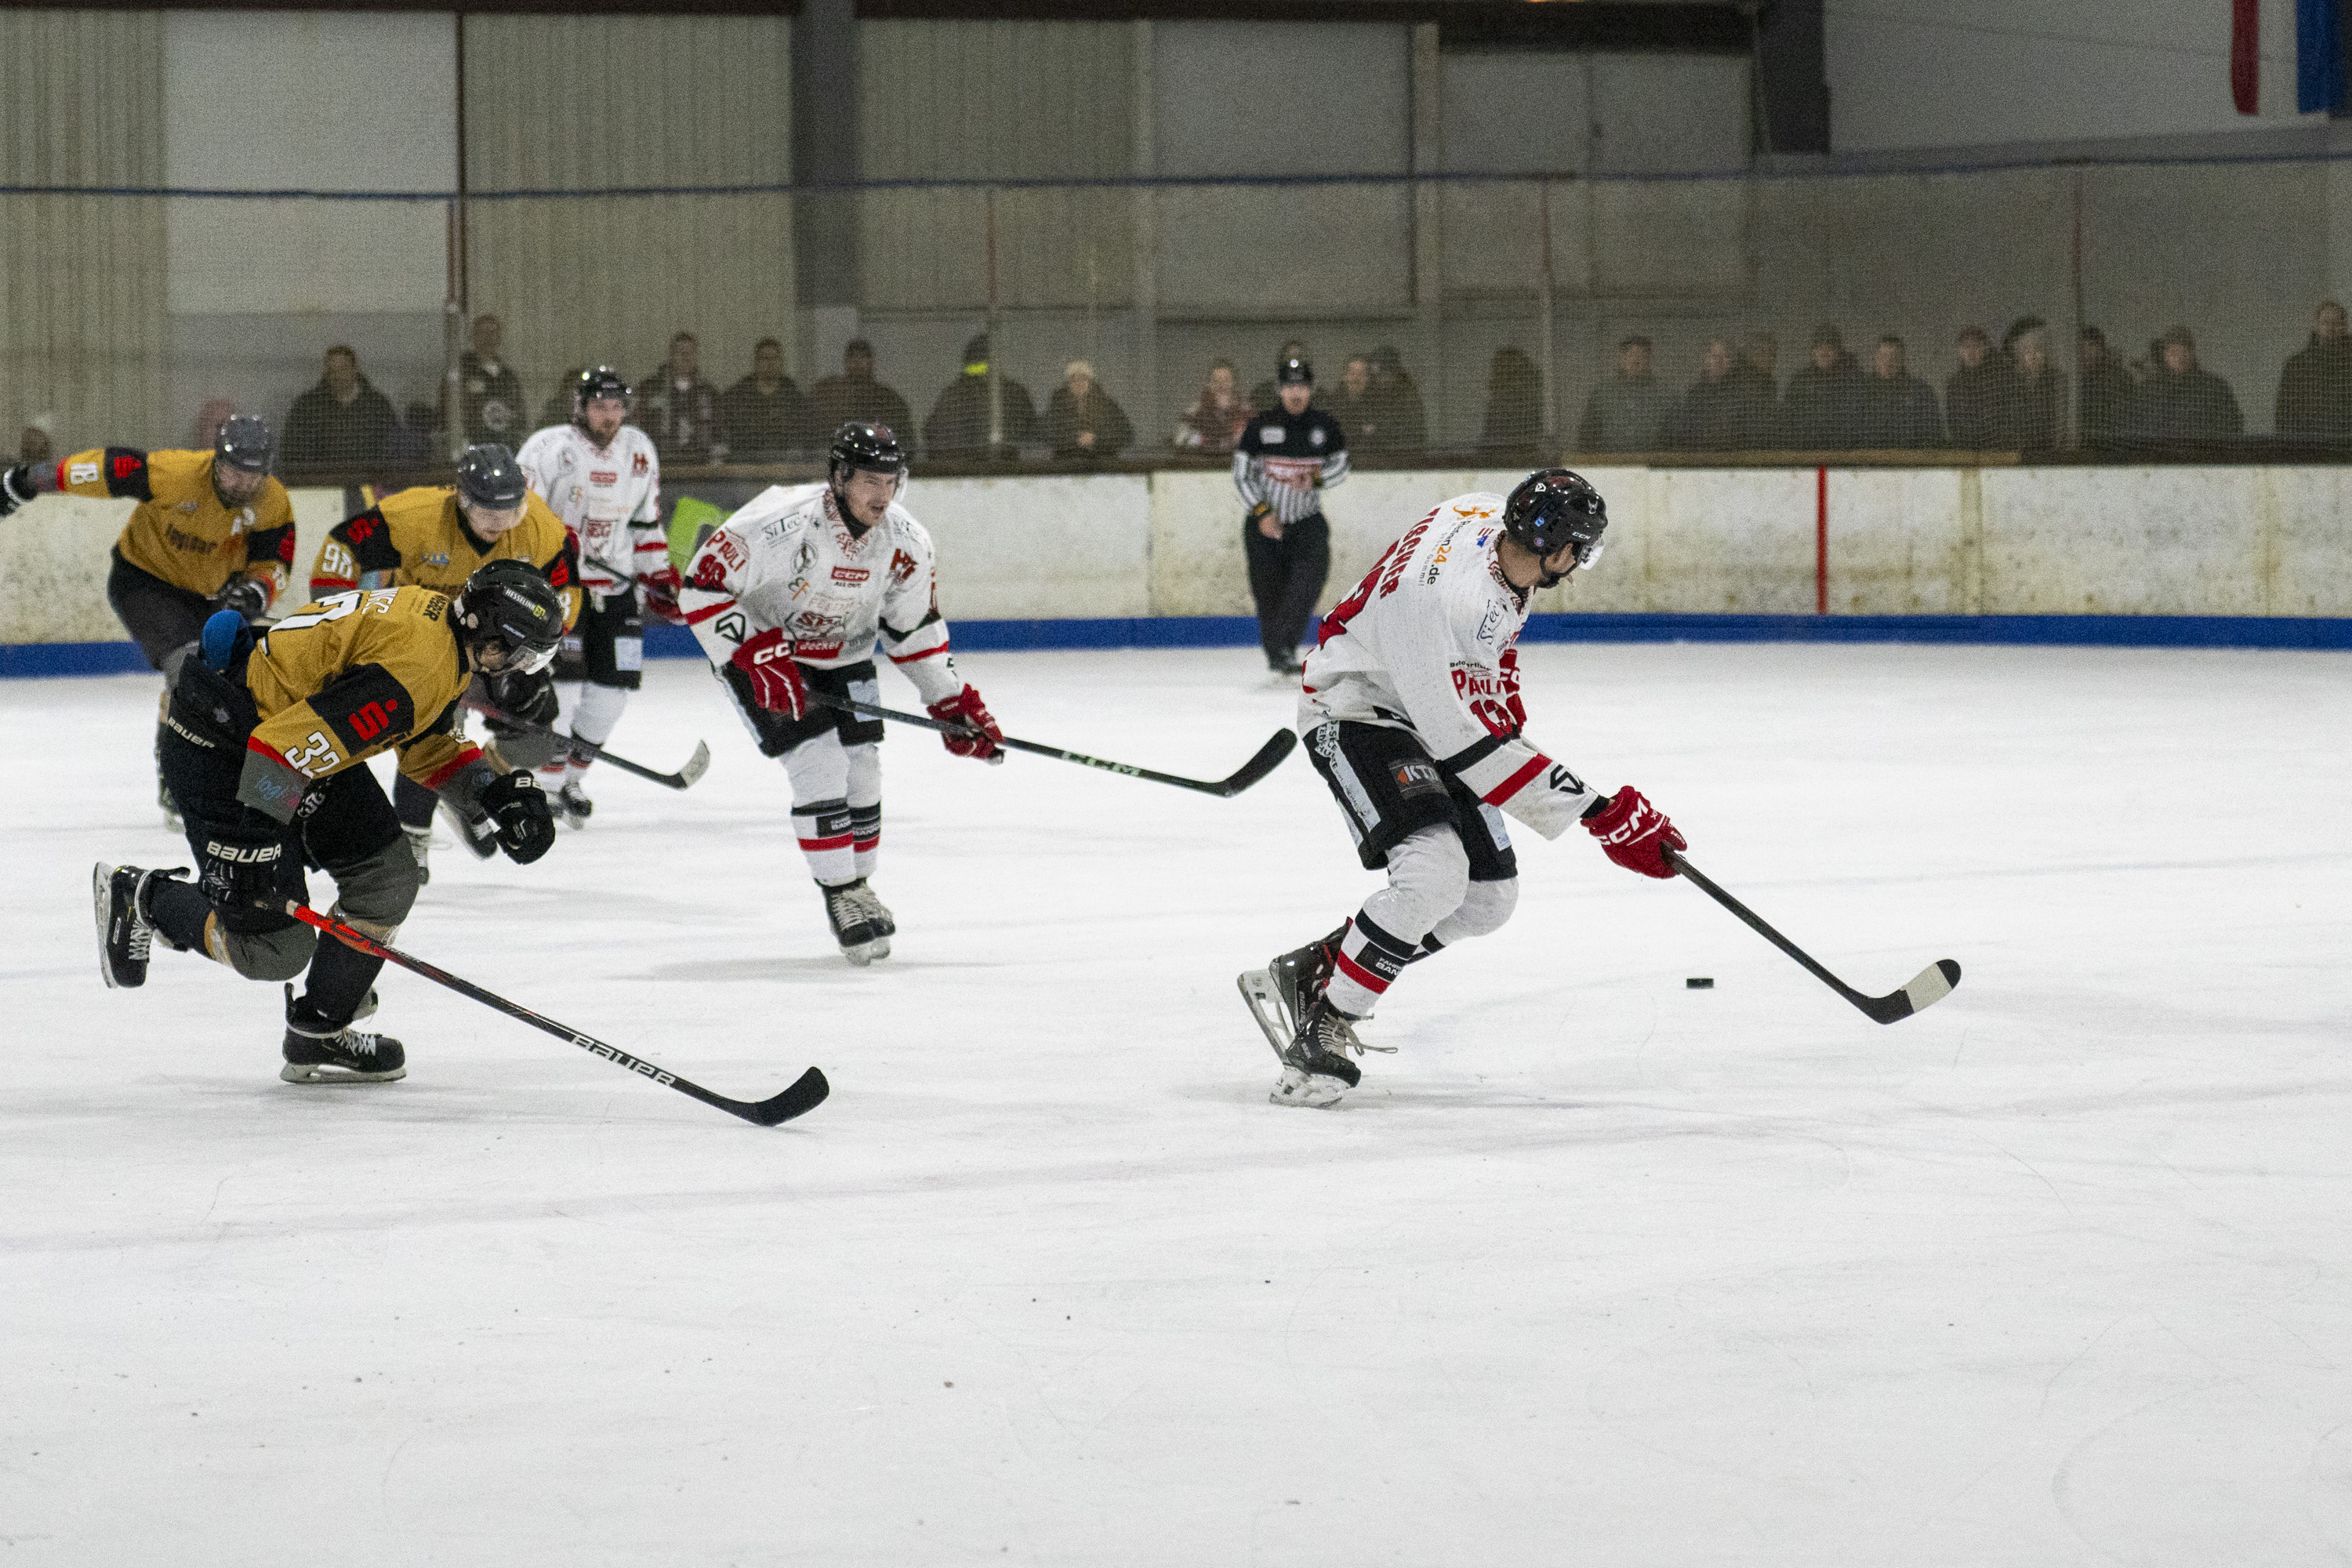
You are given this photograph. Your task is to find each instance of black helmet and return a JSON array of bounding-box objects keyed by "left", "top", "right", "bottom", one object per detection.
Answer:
[
  {"left": 572, "top": 365, "right": 632, "bottom": 423},
  {"left": 1502, "top": 469, "right": 1608, "bottom": 568},
  {"left": 829, "top": 421, "right": 906, "bottom": 484},
  {"left": 214, "top": 414, "right": 275, "bottom": 474},
  {"left": 455, "top": 442, "right": 528, "bottom": 510},
  {"left": 1276, "top": 357, "right": 1314, "bottom": 387},
  {"left": 455, "top": 558, "right": 564, "bottom": 674}
]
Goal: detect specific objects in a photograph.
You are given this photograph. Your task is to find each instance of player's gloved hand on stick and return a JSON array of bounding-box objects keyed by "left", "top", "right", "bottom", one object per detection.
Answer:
[
  {"left": 730, "top": 629, "right": 808, "bottom": 718},
  {"left": 637, "top": 564, "right": 685, "bottom": 626},
  {"left": 213, "top": 575, "right": 271, "bottom": 623},
  {"left": 1582, "top": 786, "right": 1685, "bottom": 879},
  {"left": 0, "top": 463, "right": 37, "bottom": 520},
  {"left": 485, "top": 666, "right": 560, "bottom": 731},
  {"left": 198, "top": 831, "right": 287, "bottom": 911},
  {"left": 480, "top": 770, "right": 556, "bottom": 865},
  {"left": 927, "top": 684, "right": 1004, "bottom": 764}
]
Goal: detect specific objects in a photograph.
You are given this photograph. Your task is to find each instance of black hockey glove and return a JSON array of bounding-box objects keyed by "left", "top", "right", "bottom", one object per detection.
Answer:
[
  {"left": 213, "top": 575, "right": 271, "bottom": 623},
  {"left": 484, "top": 666, "right": 560, "bottom": 733},
  {"left": 480, "top": 769, "right": 556, "bottom": 866},
  {"left": 198, "top": 831, "right": 289, "bottom": 912},
  {"left": 0, "top": 463, "right": 36, "bottom": 520}
]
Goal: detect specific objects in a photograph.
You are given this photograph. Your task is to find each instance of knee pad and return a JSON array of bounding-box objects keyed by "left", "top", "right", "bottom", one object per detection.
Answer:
[
  {"left": 1450, "top": 877, "right": 1519, "bottom": 938},
  {"left": 209, "top": 916, "right": 315, "bottom": 981},
  {"left": 782, "top": 731, "right": 851, "bottom": 806},
  {"left": 1363, "top": 826, "right": 1472, "bottom": 944},
  {"left": 844, "top": 742, "right": 881, "bottom": 808},
  {"left": 325, "top": 838, "right": 420, "bottom": 936}
]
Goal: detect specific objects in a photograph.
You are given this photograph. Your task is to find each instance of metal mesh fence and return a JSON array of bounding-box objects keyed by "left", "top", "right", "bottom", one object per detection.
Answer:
[{"left": 5, "top": 156, "right": 2347, "bottom": 481}]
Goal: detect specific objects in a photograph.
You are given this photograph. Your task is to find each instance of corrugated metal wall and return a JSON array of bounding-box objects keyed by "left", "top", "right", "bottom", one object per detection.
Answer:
[
  {"left": 0, "top": 10, "right": 169, "bottom": 451},
  {"left": 463, "top": 13, "right": 798, "bottom": 394},
  {"left": 858, "top": 19, "right": 1134, "bottom": 311}
]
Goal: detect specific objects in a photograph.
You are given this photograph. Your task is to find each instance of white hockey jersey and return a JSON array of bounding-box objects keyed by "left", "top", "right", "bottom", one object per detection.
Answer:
[
  {"left": 1301, "top": 491, "right": 1602, "bottom": 840},
  {"left": 677, "top": 482, "right": 964, "bottom": 707},
  {"left": 515, "top": 422, "right": 663, "bottom": 594}
]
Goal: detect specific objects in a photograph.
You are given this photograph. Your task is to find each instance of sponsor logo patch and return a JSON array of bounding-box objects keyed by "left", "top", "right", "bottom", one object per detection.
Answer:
[
  {"left": 831, "top": 565, "right": 869, "bottom": 583},
  {"left": 1392, "top": 758, "right": 1443, "bottom": 799},
  {"left": 590, "top": 470, "right": 618, "bottom": 485}
]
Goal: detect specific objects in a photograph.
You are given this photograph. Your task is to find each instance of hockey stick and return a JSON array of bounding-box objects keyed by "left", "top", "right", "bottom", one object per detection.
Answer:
[
  {"left": 463, "top": 695, "right": 710, "bottom": 790},
  {"left": 284, "top": 903, "right": 829, "bottom": 1126},
  {"left": 811, "top": 692, "right": 1298, "bottom": 798},
  {"left": 1664, "top": 849, "right": 1961, "bottom": 1025}
]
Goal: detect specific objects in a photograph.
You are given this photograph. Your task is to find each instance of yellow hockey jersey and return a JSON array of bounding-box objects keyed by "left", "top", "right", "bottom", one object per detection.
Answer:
[
  {"left": 308, "top": 485, "right": 580, "bottom": 630},
  {"left": 57, "top": 446, "right": 296, "bottom": 603},
  {"left": 236, "top": 586, "right": 487, "bottom": 822}
]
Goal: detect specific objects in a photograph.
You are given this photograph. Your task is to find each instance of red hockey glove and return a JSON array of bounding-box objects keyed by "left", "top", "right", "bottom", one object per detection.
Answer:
[
  {"left": 637, "top": 564, "right": 684, "bottom": 626},
  {"left": 1497, "top": 648, "right": 1528, "bottom": 733},
  {"left": 928, "top": 684, "right": 1003, "bottom": 764},
  {"left": 1582, "top": 786, "right": 1685, "bottom": 879},
  {"left": 730, "top": 629, "right": 808, "bottom": 718}
]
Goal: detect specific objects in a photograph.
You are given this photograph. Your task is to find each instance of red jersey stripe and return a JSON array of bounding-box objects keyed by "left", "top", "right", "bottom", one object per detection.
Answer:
[{"left": 1481, "top": 755, "right": 1548, "bottom": 806}]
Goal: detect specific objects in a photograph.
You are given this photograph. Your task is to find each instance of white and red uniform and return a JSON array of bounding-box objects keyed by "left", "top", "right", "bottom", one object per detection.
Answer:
[
  {"left": 516, "top": 422, "right": 663, "bottom": 596},
  {"left": 1298, "top": 492, "right": 1604, "bottom": 1017},
  {"left": 679, "top": 482, "right": 965, "bottom": 886}
]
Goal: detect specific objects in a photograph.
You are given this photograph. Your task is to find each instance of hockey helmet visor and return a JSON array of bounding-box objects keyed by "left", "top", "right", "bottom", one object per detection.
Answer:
[
  {"left": 1502, "top": 469, "right": 1608, "bottom": 570},
  {"left": 457, "top": 558, "right": 564, "bottom": 675}
]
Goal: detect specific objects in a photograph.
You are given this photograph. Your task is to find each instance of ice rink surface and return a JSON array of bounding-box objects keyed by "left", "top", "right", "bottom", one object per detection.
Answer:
[{"left": 4, "top": 641, "right": 2350, "bottom": 1566}]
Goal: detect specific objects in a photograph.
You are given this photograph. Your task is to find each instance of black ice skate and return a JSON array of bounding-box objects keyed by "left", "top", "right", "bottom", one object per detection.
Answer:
[
  {"left": 1271, "top": 996, "right": 1366, "bottom": 1109},
  {"left": 818, "top": 878, "right": 893, "bottom": 966},
  {"left": 281, "top": 985, "right": 407, "bottom": 1083},
  {"left": 555, "top": 782, "right": 594, "bottom": 829},
  {"left": 93, "top": 862, "right": 189, "bottom": 990}
]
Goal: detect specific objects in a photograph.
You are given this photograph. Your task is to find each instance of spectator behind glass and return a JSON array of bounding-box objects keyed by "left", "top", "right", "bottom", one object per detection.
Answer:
[
  {"left": 2077, "top": 327, "right": 2134, "bottom": 447},
  {"left": 2002, "top": 317, "right": 2067, "bottom": 448},
  {"left": 1044, "top": 359, "right": 1134, "bottom": 461},
  {"left": 1944, "top": 325, "right": 2013, "bottom": 448},
  {"left": 282, "top": 343, "right": 397, "bottom": 473},
  {"left": 2131, "top": 325, "right": 2243, "bottom": 444},
  {"left": 188, "top": 399, "right": 235, "bottom": 452},
  {"left": 19, "top": 413, "right": 56, "bottom": 466},
  {"left": 540, "top": 365, "right": 586, "bottom": 432},
  {"left": 1330, "top": 355, "right": 1385, "bottom": 452},
  {"left": 1479, "top": 346, "right": 1543, "bottom": 453},
  {"left": 1784, "top": 324, "right": 1862, "bottom": 449},
  {"left": 810, "top": 339, "right": 915, "bottom": 440},
  {"left": 720, "top": 337, "right": 817, "bottom": 460},
  {"left": 1575, "top": 335, "right": 1671, "bottom": 452},
  {"left": 1250, "top": 339, "right": 1313, "bottom": 412},
  {"left": 641, "top": 331, "right": 723, "bottom": 463},
  {"left": 1367, "top": 345, "right": 1428, "bottom": 456},
  {"left": 1856, "top": 335, "right": 1944, "bottom": 448},
  {"left": 924, "top": 332, "right": 1038, "bottom": 458},
  {"left": 1725, "top": 332, "right": 1784, "bottom": 448},
  {"left": 1174, "top": 358, "right": 1249, "bottom": 452},
  {"left": 387, "top": 401, "right": 438, "bottom": 468},
  {"left": 1668, "top": 339, "right": 1745, "bottom": 450},
  {"left": 444, "top": 312, "right": 524, "bottom": 442},
  {"left": 2274, "top": 299, "right": 2352, "bottom": 442}
]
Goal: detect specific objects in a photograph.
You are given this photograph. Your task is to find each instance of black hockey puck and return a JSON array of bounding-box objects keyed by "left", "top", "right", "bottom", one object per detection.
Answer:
[{"left": 1686, "top": 977, "right": 1714, "bottom": 989}]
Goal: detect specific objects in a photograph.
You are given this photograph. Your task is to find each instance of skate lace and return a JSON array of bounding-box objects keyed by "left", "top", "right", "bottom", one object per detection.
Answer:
[
  {"left": 1316, "top": 1008, "right": 1393, "bottom": 1057},
  {"left": 844, "top": 884, "right": 888, "bottom": 923},
  {"left": 339, "top": 1028, "right": 386, "bottom": 1060}
]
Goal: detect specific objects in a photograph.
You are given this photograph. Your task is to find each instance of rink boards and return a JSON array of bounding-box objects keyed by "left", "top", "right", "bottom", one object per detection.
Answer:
[{"left": 4, "top": 463, "right": 2350, "bottom": 671}]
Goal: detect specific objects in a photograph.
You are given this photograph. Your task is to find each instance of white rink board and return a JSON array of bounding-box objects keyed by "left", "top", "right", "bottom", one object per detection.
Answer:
[{"left": 5, "top": 645, "right": 2352, "bottom": 1564}]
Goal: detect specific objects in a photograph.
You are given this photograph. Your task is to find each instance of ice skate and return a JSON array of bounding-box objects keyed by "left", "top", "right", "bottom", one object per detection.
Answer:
[
  {"left": 1271, "top": 996, "right": 1365, "bottom": 1109},
  {"left": 93, "top": 862, "right": 188, "bottom": 990},
  {"left": 819, "top": 878, "right": 891, "bottom": 966},
  {"left": 280, "top": 985, "right": 406, "bottom": 1083},
  {"left": 1268, "top": 925, "right": 1345, "bottom": 1039},
  {"left": 555, "top": 782, "right": 594, "bottom": 829},
  {"left": 402, "top": 823, "right": 434, "bottom": 885}
]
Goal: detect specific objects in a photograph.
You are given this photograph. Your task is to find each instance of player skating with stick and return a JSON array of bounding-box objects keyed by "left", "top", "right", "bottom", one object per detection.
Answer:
[
  {"left": 93, "top": 561, "right": 564, "bottom": 1083},
  {"left": 1240, "top": 471, "right": 1686, "bottom": 1107},
  {"left": 678, "top": 422, "right": 1004, "bottom": 964}
]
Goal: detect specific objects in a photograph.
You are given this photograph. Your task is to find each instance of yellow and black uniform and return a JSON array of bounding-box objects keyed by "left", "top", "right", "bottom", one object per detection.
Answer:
[
  {"left": 158, "top": 585, "right": 492, "bottom": 991},
  {"left": 309, "top": 484, "right": 580, "bottom": 626},
  {"left": 58, "top": 446, "right": 298, "bottom": 671}
]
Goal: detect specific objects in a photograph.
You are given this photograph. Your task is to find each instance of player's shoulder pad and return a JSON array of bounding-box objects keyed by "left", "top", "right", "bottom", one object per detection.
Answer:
[{"left": 881, "top": 503, "right": 932, "bottom": 553}]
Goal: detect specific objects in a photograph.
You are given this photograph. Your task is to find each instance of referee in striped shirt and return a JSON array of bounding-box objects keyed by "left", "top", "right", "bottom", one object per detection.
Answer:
[{"left": 1234, "top": 357, "right": 1348, "bottom": 677}]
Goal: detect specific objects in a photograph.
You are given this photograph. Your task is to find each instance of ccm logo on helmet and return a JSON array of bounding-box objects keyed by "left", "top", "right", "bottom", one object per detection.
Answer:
[{"left": 205, "top": 841, "right": 281, "bottom": 864}]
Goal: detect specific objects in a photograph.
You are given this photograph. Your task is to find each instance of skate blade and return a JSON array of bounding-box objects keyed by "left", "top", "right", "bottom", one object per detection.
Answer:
[
  {"left": 839, "top": 937, "right": 887, "bottom": 967},
  {"left": 1236, "top": 970, "right": 1290, "bottom": 1063},
  {"left": 278, "top": 1061, "right": 407, "bottom": 1084},
  {"left": 1270, "top": 1064, "right": 1348, "bottom": 1109},
  {"left": 93, "top": 863, "right": 136, "bottom": 991}
]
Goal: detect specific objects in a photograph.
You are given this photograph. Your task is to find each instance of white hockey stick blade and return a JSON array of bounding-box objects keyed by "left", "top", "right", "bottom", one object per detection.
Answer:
[{"left": 1899, "top": 960, "right": 1959, "bottom": 1017}]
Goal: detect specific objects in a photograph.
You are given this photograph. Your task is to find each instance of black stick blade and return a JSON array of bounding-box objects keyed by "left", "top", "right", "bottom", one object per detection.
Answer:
[
  {"left": 742, "top": 1065, "right": 829, "bottom": 1126},
  {"left": 1215, "top": 729, "right": 1299, "bottom": 797},
  {"left": 1859, "top": 959, "right": 1963, "bottom": 1024}
]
